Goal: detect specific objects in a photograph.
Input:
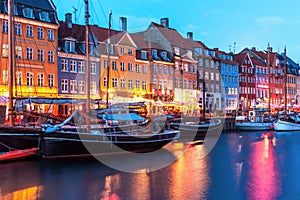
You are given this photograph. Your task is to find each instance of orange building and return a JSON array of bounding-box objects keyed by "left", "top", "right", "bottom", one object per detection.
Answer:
[{"left": 0, "top": 0, "right": 59, "bottom": 103}]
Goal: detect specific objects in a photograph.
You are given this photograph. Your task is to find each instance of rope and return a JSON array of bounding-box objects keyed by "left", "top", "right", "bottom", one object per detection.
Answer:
[{"left": 0, "top": 141, "right": 16, "bottom": 151}]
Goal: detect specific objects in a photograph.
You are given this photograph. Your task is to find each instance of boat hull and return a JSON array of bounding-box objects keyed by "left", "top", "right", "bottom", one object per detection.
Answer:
[
  {"left": 235, "top": 122, "right": 273, "bottom": 131},
  {"left": 274, "top": 119, "right": 300, "bottom": 131},
  {"left": 0, "top": 126, "right": 41, "bottom": 152},
  {"left": 170, "top": 119, "right": 223, "bottom": 140},
  {"left": 40, "top": 130, "right": 180, "bottom": 157}
]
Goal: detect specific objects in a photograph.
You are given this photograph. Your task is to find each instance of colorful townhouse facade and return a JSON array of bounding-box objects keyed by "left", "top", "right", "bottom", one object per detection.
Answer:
[
  {"left": 0, "top": 0, "right": 59, "bottom": 112},
  {"left": 234, "top": 52, "right": 256, "bottom": 110},
  {"left": 0, "top": 0, "right": 59, "bottom": 115},
  {"left": 57, "top": 14, "right": 101, "bottom": 114},
  {"left": 212, "top": 48, "right": 239, "bottom": 113}
]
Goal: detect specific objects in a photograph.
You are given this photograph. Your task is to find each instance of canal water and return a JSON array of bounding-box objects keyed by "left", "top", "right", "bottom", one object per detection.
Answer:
[{"left": 0, "top": 131, "right": 300, "bottom": 200}]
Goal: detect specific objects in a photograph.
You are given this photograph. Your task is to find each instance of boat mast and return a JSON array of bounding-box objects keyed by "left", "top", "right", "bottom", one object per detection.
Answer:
[
  {"left": 85, "top": 0, "right": 90, "bottom": 133},
  {"left": 8, "top": 0, "right": 15, "bottom": 126},
  {"left": 284, "top": 46, "right": 287, "bottom": 118},
  {"left": 267, "top": 43, "right": 271, "bottom": 110},
  {"left": 106, "top": 9, "right": 112, "bottom": 109}
]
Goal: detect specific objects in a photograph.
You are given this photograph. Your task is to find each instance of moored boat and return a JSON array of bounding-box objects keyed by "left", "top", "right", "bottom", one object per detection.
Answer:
[
  {"left": 235, "top": 108, "right": 273, "bottom": 131},
  {"left": 0, "top": 147, "right": 39, "bottom": 162},
  {"left": 168, "top": 116, "right": 223, "bottom": 141}
]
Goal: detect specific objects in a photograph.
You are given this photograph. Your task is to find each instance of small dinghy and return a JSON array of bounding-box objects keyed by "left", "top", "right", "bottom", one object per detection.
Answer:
[{"left": 0, "top": 147, "right": 39, "bottom": 162}]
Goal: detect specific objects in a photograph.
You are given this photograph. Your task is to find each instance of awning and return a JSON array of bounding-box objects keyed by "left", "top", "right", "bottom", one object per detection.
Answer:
[{"left": 103, "top": 113, "right": 145, "bottom": 121}]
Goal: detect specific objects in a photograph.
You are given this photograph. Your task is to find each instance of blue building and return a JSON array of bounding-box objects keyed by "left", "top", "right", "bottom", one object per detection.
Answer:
[{"left": 211, "top": 48, "right": 239, "bottom": 113}]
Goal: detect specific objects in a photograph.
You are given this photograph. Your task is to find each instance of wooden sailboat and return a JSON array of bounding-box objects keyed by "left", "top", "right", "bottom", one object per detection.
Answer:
[
  {"left": 274, "top": 47, "right": 300, "bottom": 131},
  {"left": 235, "top": 45, "right": 273, "bottom": 131},
  {"left": 168, "top": 67, "right": 223, "bottom": 141},
  {"left": 39, "top": 1, "right": 180, "bottom": 158}
]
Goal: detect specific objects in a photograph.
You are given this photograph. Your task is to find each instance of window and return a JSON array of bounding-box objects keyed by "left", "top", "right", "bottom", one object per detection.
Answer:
[
  {"left": 103, "top": 77, "right": 107, "bottom": 87},
  {"left": 26, "top": 72, "right": 33, "bottom": 86},
  {"left": 26, "top": 25, "right": 33, "bottom": 37},
  {"left": 90, "top": 82, "right": 96, "bottom": 94},
  {"left": 141, "top": 51, "right": 147, "bottom": 60},
  {"left": 70, "top": 60, "right": 77, "bottom": 72},
  {"left": 70, "top": 80, "right": 77, "bottom": 93},
  {"left": 65, "top": 40, "right": 75, "bottom": 53},
  {"left": 16, "top": 71, "right": 22, "bottom": 85},
  {"left": 61, "top": 59, "right": 68, "bottom": 71},
  {"left": 163, "top": 66, "right": 168, "bottom": 74},
  {"left": 112, "top": 61, "right": 117, "bottom": 70},
  {"left": 210, "top": 60, "right": 214, "bottom": 68},
  {"left": 210, "top": 72, "right": 214, "bottom": 80},
  {"left": 37, "top": 49, "right": 44, "bottom": 62},
  {"left": 48, "top": 74, "right": 54, "bottom": 88},
  {"left": 23, "top": 8, "right": 34, "bottom": 19},
  {"left": 104, "top": 60, "right": 108, "bottom": 69},
  {"left": 128, "top": 48, "right": 133, "bottom": 55},
  {"left": 142, "top": 65, "right": 147, "bottom": 74},
  {"left": 120, "top": 78, "right": 126, "bottom": 88},
  {"left": 47, "top": 29, "right": 54, "bottom": 41},
  {"left": 26, "top": 47, "right": 33, "bottom": 60},
  {"left": 153, "top": 80, "right": 157, "bottom": 89},
  {"left": 152, "top": 50, "right": 160, "bottom": 60},
  {"left": 61, "top": 79, "right": 68, "bottom": 92},
  {"left": 39, "top": 11, "right": 50, "bottom": 22},
  {"left": 112, "top": 78, "right": 118, "bottom": 88},
  {"left": 120, "top": 47, "right": 125, "bottom": 54},
  {"left": 205, "top": 72, "right": 209, "bottom": 80},
  {"left": 216, "top": 73, "right": 219, "bottom": 81},
  {"left": 120, "top": 62, "right": 126, "bottom": 71},
  {"left": 142, "top": 81, "right": 147, "bottom": 90},
  {"left": 78, "top": 61, "right": 85, "bottom": 72},
  {"left": 37, "top": 73, "right": 44, "bottom": 87},
  {"left": 158, "top": 65, "right": 162, "bottom": 74},
  {"left": 2, "top": 70, "right": 8, "bottom": 84},
  {"left": 37, "top": 27, "right": 44, "bottom": 39},
  {"left": 48, "top": 50, "right": 54, "bottom": 63},
  {"left": 136, "top": 80, "right": 140, "bottom": 89},
  {"left": 90, "top": 62, "right": 96, "bottom": 73},
  {"left": 78, "top": 81, "right": 85, "bottom": 94},
  {"left": 153, "top": 64, "right": 157, "bottom": 73},
  {"left": 15, "top": 23, "right": 21, "bottom": 35},
  {"left": 160, "top": 51, "right": 170, "bottom": 61},
  {"left": 2, "top": 20, "right": 8, "bottom": 33},
  {"left": 128, "top": 63, "right": 133, "bottom": 71},
  {"left": 128, "top": 80, "right": 133, "bottom": 89},
  {"left": 175, "top": 78, "right": 178, "bottom": 88},
  {"left": 136, "top": 64, "right": 140, "bottom": 72},
  {"left": 2, "top": 44, "right": 8, "bottom": 57},
  {"left": 16, "top": 46, "right": 22, "bottom": 59}
]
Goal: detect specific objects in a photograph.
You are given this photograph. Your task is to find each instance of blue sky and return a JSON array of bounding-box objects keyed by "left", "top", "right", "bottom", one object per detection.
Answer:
[{"left": 53, "top": 0, "right": 300, "bottom": 62}]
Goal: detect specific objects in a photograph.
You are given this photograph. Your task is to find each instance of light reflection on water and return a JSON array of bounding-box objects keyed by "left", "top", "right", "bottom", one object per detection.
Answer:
[{"left": 2, "top": 131, "right": 300, "bottom": 199}]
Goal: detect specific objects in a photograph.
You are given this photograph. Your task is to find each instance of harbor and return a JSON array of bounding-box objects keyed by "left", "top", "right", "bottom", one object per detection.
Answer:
[{"left": 0, "top": 130, "right": 299, "bottom": 200}]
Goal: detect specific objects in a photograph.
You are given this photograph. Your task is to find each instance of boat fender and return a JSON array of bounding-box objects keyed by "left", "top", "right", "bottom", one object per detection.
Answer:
[{"left": 270, "top": 125, "right": 274, "bottom": 130}]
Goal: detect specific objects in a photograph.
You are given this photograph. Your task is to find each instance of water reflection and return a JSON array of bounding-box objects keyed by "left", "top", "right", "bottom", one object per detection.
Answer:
[
  {"left": 168, "top": 145, "right": 210, "bottom": 199},
  {"left": 246, "top": 132, "right": 281, "bottom": 200},
  {"left": 2, "top": 131, "right": 300, "bottom": 200}
]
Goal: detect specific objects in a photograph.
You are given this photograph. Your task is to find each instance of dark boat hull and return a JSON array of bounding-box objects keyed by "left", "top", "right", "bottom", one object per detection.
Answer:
[
  {"left": 40, "top": 130, "right": 180, "bottom": 157},
  {"left": 0, "top": 126, "right": 41, "bottom": 152},
  {"left": 170, "top": 118, "right": 224, "bottom": 141}
]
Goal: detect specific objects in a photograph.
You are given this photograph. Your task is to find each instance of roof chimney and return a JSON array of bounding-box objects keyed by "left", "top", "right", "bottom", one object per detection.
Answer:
[
  {"left": 160, "top": 18, "right": 169, "bottom": 28},
  {"left": 187, "top": 32, "right": 193, "bottom": 40},
  {"left": 65, "top": 13, "right": 72, "bottom": 28},
  {"left": 251, "top": 47, "right": 256, "bottom": 51},
  {"left": 119, "top": 17, "right": 127, "bottom": 32}
]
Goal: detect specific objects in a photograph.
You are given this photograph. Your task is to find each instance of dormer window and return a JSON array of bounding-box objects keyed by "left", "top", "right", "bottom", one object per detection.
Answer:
[
  {"left": 160, "top": 51, "right": 170, "bottom": 62},
  {"left": 141, "top": 51, "right": 147, "bottom": 60},
  {"left": 39, "top": 11, "right": 50, "bottom": 22},
  {"left": 65, "top": 40, "right": 75, "bottom": 53},
  {"left": 152, "top": 49, "right": 160, "bottom": 60},
  {"left": 5, "top": 5, "right": 18, "bottom": 15},
  {"left": 23, "top": 8, "right": 34, "bottom": 19}
]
